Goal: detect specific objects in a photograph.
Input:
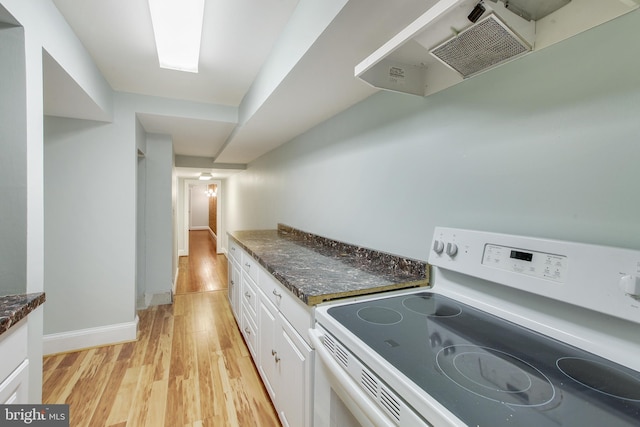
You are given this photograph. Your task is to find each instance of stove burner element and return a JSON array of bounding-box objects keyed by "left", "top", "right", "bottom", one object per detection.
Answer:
[
  {"left": 557, "top": 357, "right": 640, "bottom": 401},
  {"left": 436, "top": 345, "right": 556, "bottom": 407},
  {"left": 402, "top": 295, "right": 462, "bottom": 317},
  {"left": 356, "top": 306, "right": 403, "bottom": 325}
]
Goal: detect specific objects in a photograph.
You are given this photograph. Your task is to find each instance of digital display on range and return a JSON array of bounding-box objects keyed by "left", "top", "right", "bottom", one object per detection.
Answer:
[{"left": 510, "top": 250, "right": 533, "bottom": 262}]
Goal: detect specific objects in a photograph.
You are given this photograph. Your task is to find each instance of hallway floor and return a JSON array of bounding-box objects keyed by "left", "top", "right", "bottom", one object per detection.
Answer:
[
  {"left": 42, "top": 230, "right": 280, "bottom": 426},
  {"left": 176, "top": 230, "right": 228, "bottom": 294}
]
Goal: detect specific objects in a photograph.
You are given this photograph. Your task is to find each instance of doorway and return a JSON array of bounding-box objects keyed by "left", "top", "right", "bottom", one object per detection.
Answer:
[{"left": 179, "top": 178, "right": 223, "bottom": 258}]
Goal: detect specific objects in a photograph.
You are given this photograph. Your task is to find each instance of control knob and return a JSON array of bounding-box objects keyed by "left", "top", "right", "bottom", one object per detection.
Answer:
[
  {"left": 433, "top": 240, "right": 445, "bottom": 254},
  {"left": 619, "top": 274, "right": 640, "bottom": 301},
  {"left": 446, "top": 242, "right": 458, "bottom": 257}
]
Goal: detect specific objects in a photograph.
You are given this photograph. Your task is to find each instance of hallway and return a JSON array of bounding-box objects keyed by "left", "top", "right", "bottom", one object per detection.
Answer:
[
  {"left": 42, "top": 230, "right": 280, "bottom": 426},
  {"left": 176, "top": 230, "right": 228, "bottom": 294}
]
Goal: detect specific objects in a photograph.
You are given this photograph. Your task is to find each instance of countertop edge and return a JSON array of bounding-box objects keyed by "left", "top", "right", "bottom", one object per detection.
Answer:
[
  {"left": 0, "top": 292, "right": 46, "bottom": 337},
  {"left": 306, "top": 279, "right": 430, "bottom": 306}
]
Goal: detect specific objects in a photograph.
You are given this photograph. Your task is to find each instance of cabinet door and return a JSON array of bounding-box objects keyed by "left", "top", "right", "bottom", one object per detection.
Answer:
[
  {"left": 277, "top": 316, "right": 312, "bottom": 427},
  {"left": 258, "top": 299, "right": 278, "bottom": 401},
  {"left": 0, "top": 359, "right": 29, "bottom": 404},
  {"left": 240, "top": 307, "right": 258, "bottom": 360},
  {"left": 228, "top": 259, "right": 241, "bottom": 320},
  {"left": 227, "top": 259, "right": 234, "bottom": 308}
]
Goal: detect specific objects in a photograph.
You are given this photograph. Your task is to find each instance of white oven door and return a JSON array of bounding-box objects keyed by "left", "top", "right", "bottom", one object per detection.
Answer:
[
  {"left": 310, "top": 328, "right": 429, "bottom": 427},
  {"left": 310, "top": 328, "right": 392, "bottom": 427}
]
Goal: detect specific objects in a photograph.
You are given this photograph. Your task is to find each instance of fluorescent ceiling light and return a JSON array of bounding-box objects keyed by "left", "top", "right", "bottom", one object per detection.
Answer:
[
  {"left": 199, "top": 172, "right": 213, "bottom": 180},
  {"left": 148, "top": 0, "right": 205, "bottom": 73}
]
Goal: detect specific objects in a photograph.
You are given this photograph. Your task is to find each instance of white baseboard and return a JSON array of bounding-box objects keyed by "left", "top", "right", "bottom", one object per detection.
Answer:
[
  {"left": 43, "top": 316, "right": 139, "bottom": 355},
  {"left": 178, "top": 249, "right": 187, "bottom": 257},
  {"left": 189, "top": 226, "right": 209, "bottom": 230}
]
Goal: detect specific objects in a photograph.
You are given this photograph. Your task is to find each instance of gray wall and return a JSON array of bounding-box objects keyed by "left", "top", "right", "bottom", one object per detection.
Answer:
[
  {"left": 143, "top": 133, "right": 174, "bottom": 303},
  {"left": 44, "top": 112, "right": 136, "bottom": 334},
  {"left": 225, "top": 10, "right": 640, "bottom": 261},
  {"left": 0, "top": 21, "right": 26, "bottom": 295},
  {"left": 44, "top": 112, "right": 175, "bottom": 332},
  {"left": 136, "top": 118, "right": 146, "bottom": 307}
]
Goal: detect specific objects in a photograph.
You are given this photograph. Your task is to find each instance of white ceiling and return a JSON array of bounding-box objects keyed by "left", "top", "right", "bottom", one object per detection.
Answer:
[{"left": 48, "top": 0, "right": 435, "bottom": 173}]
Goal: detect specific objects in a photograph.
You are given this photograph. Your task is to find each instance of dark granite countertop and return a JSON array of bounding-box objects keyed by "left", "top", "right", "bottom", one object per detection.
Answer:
[
  {"left": 0, "top": 292, "right": 46, "bottom": 336},
  {"left": 228, "top": 224, "right": 429, "bottom": 305}
]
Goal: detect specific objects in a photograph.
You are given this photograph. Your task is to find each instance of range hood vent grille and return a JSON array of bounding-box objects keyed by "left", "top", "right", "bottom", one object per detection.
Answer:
[{"left": 430, "top": 13, "right": 531, "bottom": 78}]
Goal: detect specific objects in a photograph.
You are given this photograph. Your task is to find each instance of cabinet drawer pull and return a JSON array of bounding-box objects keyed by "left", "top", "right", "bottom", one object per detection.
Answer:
[
  {"left": 244, "top": 292, "right": 251, "bottom": 299},
  {"left": 245, "top": 263, "right": 251, "bottom": 268},
  {"left": 272, "top": 289, "right": 282, "bottom": 298},
  {"left": 230, "top": 280, "right": 235, "bottom": 285},
  {"left": 271, "top": 349, "right": 277, "bottom": 356},
  {"left": 244, "top": 327, "right": 251, "bottom": 335},
  {"left": 272, "top": 349, "right": 280, "bottom": 363}
]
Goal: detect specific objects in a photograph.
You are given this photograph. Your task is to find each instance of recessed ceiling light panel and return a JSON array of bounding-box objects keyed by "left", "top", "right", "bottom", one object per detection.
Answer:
[{"left": 148, "top": 0, "right": 205, "bottom": 73}]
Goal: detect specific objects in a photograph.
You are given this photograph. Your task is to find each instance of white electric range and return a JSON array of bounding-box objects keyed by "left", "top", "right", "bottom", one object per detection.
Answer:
[{"left": 311, "top": 227, "right": 640, "bottom": 427}]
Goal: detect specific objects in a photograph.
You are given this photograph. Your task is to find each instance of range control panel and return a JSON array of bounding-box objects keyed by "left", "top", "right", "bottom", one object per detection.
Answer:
[
  {"left": 428, "top": 227, "right": 640, "bottom": 325},
  {"left": 482, "top": 244, "right": 568, "bottom": 283}
]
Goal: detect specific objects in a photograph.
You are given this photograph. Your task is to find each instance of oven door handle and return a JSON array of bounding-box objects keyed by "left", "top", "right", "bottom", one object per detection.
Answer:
[{"left": 309, "top": 328, "right": 396, "bottom": 427}]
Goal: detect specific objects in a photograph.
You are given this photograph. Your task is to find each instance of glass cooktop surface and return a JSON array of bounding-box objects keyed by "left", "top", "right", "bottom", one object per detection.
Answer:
[{"left": 326, "top": 292, "right": 640, "bottom": 426}]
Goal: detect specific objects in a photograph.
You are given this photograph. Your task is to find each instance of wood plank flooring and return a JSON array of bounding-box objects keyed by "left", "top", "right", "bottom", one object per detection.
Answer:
[
  {"left": 43, "top": 231, "right": 281, "bottom": 427},
  {"left": 176, "top": 230, "right": 228, "bottom": 294}
]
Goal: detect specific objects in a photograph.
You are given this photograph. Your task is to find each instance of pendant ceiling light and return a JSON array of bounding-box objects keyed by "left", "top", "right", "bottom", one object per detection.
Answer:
[{"left": 205, "top": 187, "right": 217, "bottom": 198}]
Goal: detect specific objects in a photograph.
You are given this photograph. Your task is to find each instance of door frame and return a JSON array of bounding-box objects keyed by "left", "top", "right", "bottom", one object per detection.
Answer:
[{"left": 181, "top": 178, "right": 222, "bottom": 257}]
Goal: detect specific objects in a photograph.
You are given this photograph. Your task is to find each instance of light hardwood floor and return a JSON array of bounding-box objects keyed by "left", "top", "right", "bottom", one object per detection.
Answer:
[{"left": 43, "top": 231, "right": 281, "bottom": 427}]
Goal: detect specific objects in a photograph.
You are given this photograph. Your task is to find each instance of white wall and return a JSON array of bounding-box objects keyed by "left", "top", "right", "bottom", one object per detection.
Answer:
[
  {"left": 143, "top": 133, "right": 174, "bottom": 305},
  {"left": 225, "top": 10, "right": 640, "bottom": 260},
  {"left": 190, "top": 185, "right": 210, "bottom": 229},
  {"left": 136, "top": 118, "right": 146, "bottom": 307},
  {"left": 44, "top": 90, "right": 184, "bottom": 329},
  {"left": 0, "top": 19, "right": 26, "bottom": 295},
  {"left": 44, "top": 111, "right": 137, "bottom": 335}
]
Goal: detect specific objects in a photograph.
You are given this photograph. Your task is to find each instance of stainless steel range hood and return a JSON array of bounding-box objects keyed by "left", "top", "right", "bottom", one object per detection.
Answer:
[{"left": 356, "top": 0, "right": 639, "bottom": 96}]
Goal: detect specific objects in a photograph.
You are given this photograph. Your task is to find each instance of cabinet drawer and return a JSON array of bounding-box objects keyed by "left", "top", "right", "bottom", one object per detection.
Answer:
[
  {"left": 228, "top": 239, "right": 241, "bottom": 262},
  {"left": 259, "top": 269, "right": 313, "bottom": 345},
  {"left": 241, "top": 308, "right": 258, "bottom": 360},
  {"left": 241, "top": 272, "right": 258, "bottom": 320},
  {"left": 241, "top": 252, "right": 259, "bottom": 284}
]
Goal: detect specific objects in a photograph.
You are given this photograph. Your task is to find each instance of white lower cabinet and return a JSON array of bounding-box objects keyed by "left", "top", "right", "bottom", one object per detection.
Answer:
[
  {"left": 259, "top": 295, "right": 312, "bottom": 427},
  {"left": 228, "top": 239, "right": 313, "bottom": 427},
  {"left": 258, "top": 298, "right": 278, "bottom": 399},
  {"left": 0, "top": 320, "right": 29, "bottom": 404},
  {"left": 227, "top": 258, "right": 241, "bottom": 320},
  {"left": 240, "top": 269, "right": 259, "bottom": 360},
  {"left": 0, "top": 359, "right": 29, "bottom": 404},
  {"left": 241, "top": 306, "right": 258, "bottom": 359}
]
